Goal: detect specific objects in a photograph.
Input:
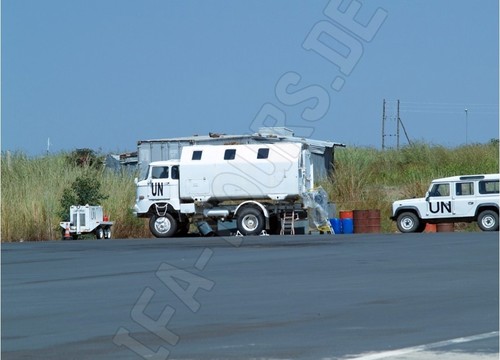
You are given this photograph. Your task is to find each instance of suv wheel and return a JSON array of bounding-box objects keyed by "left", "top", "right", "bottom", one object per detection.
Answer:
[
  {"left": 396, "top": 212, "right": 421, "bottom": 233},
  {"left": 477, "top": 210, "right": 499, "bottom": 231}
]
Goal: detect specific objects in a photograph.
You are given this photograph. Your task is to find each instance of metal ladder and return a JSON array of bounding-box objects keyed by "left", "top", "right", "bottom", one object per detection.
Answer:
[{"left": 280, "top": 211, "right": 297, "bottom": 235}]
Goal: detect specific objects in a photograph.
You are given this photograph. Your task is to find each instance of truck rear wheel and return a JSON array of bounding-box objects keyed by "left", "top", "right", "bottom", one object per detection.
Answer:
[
  {"left": 477, "top": 210, "right": 499, "bottom": 231},
  {"left": 396, "top": 212, "right": 420, "bottom": 233},
  {"left": 150, "top": 214, "right": 178, "bottom": 238},
  {"left": 237, "top": 207, "right": 265, "bottom": 236}
]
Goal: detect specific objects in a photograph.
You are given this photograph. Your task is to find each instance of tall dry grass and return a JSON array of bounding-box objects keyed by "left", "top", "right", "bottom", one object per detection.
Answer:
[
  {"left": 99, "top": 170, "right": 151, "bottom": 239},
  {"left": 1, "top": 141, "right": 498, "bottom": 241},
  {"left": 1, "top": 152, "right": 150, "bottom": 241},
  {"left": 323, "top": 141, "right": 499, "bottom": 232}
]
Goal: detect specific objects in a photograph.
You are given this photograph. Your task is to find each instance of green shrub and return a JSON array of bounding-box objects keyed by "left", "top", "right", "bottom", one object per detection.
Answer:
[
  {"left": 65, "top": 148, "right": 104, "bottom": 169},
  {"left": 59, "top": 175, "right": 109, "bottom": 221}
]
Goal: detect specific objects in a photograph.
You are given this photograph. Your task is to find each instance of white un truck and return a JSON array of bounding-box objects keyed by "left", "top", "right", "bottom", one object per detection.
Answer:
[
  {"left": 134, "top": 142, "right": 315, "bottom": 237},
  {"left": 391, "top": 174, "right": 499, "bottom": 233}
]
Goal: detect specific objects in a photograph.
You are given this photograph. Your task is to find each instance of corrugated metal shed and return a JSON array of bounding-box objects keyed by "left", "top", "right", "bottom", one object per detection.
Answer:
[{"left": 135, "top": 127, "right": 345, "bottom": 179}]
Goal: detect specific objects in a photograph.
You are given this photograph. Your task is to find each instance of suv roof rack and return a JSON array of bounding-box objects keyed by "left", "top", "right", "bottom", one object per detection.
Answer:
[{"left": 459, "top": 175, "right": 485, "bottom": 180}]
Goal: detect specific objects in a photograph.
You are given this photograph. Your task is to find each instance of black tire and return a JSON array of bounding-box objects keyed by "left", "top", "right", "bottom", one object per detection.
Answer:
[
  {"left": 104, "top": 227, "right": 112, "bottom": 239},
  {"left": 149, "top": 214, "right": 178, "bottom": 238},
  {"left": 396, "top": 212, "right": 421, "bottom": 233},
  {"left": 177, "top": 222, "right": 190, "bottom": 236},
  {"left": 416, "top": 221, "right": 427, "bottom": 233},
  {"left": 95, "top": 227, "right": 104, "bottom": 239},
  {"left": 237, "top": 207, "right": 265, "bottom": 236},
  {"left": 477, "top": 210, "right": 499, "bottom": 231}
]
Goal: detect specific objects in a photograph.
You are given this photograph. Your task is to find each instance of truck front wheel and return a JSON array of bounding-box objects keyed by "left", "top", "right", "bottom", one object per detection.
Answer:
[
  {"left": 150, "top": 214, "right": 178, "bottom": 238},
  {"left": 477, "top": 210, "right": 499, "bottom": 231},
  {"left": 396, "top": 212, "right": 421, "bottom": 233},
  {"left": 237, "top": 207, "right": 265, "bottom": 236}
]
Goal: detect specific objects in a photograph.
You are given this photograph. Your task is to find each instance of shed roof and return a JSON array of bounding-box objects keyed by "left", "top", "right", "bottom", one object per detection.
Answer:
[{"left": 138, "top": 127, "right": 345, "bottom": 150}]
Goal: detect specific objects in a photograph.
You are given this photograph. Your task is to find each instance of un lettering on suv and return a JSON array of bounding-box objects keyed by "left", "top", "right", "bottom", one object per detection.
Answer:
[{"left": 391, "top": 174, "right": 499, "bottom": 233}]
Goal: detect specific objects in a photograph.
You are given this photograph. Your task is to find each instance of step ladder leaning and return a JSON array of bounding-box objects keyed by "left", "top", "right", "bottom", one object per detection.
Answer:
[{"left": 280, "top": 210, "right": 299, "bottom": 235}]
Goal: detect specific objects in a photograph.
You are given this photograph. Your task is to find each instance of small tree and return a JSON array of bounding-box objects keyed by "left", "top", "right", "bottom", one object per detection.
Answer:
[
  {"left": 59, "top": 176, "right": 109, "bottom": 220},
  {"left": 65, "top": 148, "right": 104, "bottom": 169}
]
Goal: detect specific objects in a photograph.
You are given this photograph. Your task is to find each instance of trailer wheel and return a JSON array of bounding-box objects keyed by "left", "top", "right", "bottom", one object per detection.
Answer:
[
  {"left": 104, "top": 227, "right": 112, "bottom": 239},
  {"left": 150, "top": 214, "right": 178, "bottom": 238},
  {"left": 237, "top": 207, "right": 265, "bottom": 236},
  {"left": 95, "top": 227, "right": 104, "bottom": 239}
]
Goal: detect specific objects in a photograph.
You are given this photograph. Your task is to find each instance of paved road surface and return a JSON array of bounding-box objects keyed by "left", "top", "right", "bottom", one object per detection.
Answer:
[{"left": 2, "top": 232, "right": 498, "bottom": 359}]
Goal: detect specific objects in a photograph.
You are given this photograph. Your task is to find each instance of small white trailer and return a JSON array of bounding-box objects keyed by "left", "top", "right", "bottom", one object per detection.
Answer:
[
  {"left": 134, "top": 142, "right": 331, "bottom": 237},
  {"left": 60, "top": 205, "right": 114, "bottom": 240}
]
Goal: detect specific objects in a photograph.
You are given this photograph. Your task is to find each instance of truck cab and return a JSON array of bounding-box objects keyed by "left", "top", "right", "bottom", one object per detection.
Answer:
[
  {"left": 135, "top": 160, "right": 181, "bottom": 215},
  {"left": 134, "top": 160, "right": 189, "bottom": 237}
]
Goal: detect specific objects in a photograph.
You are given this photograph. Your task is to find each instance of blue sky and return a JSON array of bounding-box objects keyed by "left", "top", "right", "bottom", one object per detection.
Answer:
[{"left": 2, "top": 0, "right": 499, "bottom": 155}]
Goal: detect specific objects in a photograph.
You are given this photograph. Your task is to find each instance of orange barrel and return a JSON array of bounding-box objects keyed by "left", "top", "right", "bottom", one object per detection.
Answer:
[
  {"left": 424, "top": 223, "right": 437, "bottom": 233},
  {"left": 339, "top": 210, "right": 353, "bottom": 219},
  {"left": 353, "top": 210, "right": 381, "bottom": 233},
  {"left": 339, "top": 210, "right": 354, "bottom": 235},
  {"left": 437, "top": 223, "right": 454, "bottom": 232}
]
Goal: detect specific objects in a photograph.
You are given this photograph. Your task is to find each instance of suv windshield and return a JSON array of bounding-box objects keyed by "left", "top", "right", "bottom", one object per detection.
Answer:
[{"left": 430, "top": 183, "right": 450, "bottom": 197}]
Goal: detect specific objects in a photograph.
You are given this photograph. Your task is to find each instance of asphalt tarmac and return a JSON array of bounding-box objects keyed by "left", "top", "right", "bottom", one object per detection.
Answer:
[{"left": 2, "top": 232, "right": 499, "bottom": 359}]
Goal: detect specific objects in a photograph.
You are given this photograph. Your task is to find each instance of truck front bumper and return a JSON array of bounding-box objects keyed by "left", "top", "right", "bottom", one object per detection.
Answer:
[{"left": 133, "top": 202, "right": 149, "bottom": 217}]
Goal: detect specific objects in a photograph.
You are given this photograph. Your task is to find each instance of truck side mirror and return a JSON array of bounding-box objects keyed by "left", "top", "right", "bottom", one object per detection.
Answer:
[
  {"left": 425, "top": 191, "right": 430, "bottom": 201},
  {"left": 134, "top": 177, "right": 138, "bottom": 185}
]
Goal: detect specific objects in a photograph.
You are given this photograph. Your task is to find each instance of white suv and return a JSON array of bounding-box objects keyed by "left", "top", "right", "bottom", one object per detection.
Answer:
[{"left": 391, "top": 174, "right": 499, "bottom": 233}]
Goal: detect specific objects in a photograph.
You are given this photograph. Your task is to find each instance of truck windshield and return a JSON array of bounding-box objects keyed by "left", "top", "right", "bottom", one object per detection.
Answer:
[{"left": 151, "top": 166, "right": 169, "bottom": 179}]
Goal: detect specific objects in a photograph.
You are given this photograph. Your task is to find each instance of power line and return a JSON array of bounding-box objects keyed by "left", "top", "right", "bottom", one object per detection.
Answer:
[
  {"left": 392, "top": 100, "right": 499, "bottom": 145},
  {"left": 399, "top": 109, "right": 498, "bottom": 115},
  {"left": 400, "top": 101, "right": 498, "bottom": 107}
]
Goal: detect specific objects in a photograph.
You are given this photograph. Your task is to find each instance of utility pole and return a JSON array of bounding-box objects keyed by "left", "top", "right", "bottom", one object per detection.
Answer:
[
  {"left": 381, "top": 99, "right": 411, "bottom": 150},
  {"left": 464, "top": 108, "right": 468, "bottom": 145},
  {"left": 396, "top": 100, "right": 401, "bottom": 150},
  {"left": 382, "top": 99, "right": 386, "bottom": 150}
]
